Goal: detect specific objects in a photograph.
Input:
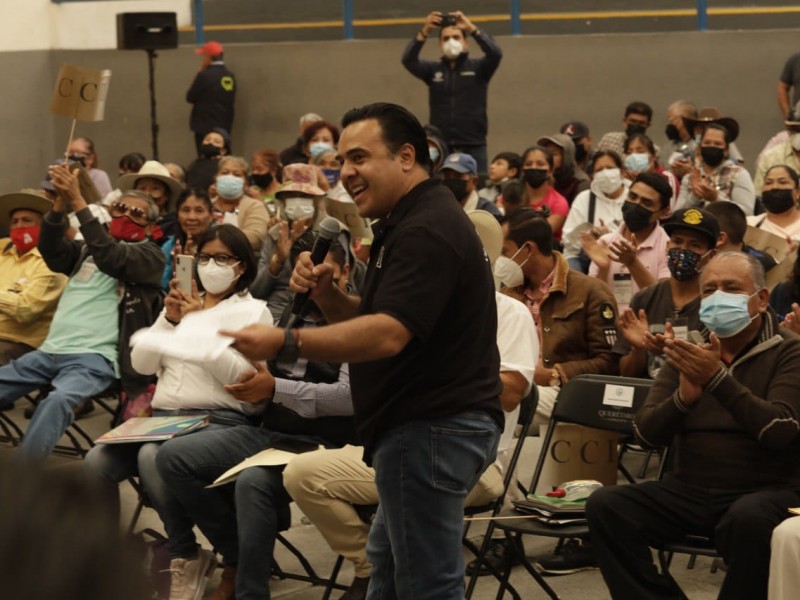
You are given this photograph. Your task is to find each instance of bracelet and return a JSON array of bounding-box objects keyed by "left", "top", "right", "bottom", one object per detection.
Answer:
[
  {"left": 165, "top": 316, "right": 180, "bottom": 326},
  {"left": 419, "top": 30, "right": 428, "bottom": 39}
]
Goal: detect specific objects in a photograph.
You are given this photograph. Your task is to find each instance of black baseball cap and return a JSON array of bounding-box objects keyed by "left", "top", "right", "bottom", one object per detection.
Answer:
[{"left": 662, "top": 208, "right": 720, "bottom": 248}]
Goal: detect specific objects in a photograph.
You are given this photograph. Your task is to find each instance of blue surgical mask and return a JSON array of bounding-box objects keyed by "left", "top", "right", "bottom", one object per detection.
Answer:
[
  {"left": 309, "top": 142, "right": 334, "bottom": 159},
  {"left": 699, "top": 290, "right": 757, "bottom": 338},
  {"left": 322, "top": 168, "right": 340, "bottom": 186},
  {"left": 624, "top": 153, "right": 650, "bottom": 173},
  {"left": 216, "top": 174, "right": 244, "bottom": 200},
  {"left": 429, "top": 146, "right": 440, "bottom": 163}
]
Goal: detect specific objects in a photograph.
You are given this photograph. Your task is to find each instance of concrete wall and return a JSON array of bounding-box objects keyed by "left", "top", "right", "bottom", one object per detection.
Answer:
[
  {"left": 0, "top": 0, "right": 190, "bottom": 51},
  {"left": 3, "top": 29, "right": 794, "bottom": 190}
]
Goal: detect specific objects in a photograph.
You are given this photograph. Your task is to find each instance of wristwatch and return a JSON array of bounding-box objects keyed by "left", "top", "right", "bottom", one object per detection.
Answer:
[
  {"left": 549, "top": 368, "right": 562, "bottom": 388},
  {"left": 275, "top": 327, "right": 302, "bottom": 364}
]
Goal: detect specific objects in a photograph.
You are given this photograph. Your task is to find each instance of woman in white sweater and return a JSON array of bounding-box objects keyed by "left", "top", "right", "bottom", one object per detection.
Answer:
[{"left": 83, "top": 224, "right": 272, "bottom": 574}]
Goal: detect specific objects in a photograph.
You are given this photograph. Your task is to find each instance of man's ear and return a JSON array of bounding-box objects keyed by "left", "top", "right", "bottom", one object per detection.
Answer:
[
  {"left": 399, "top": 143, "right": 416, "bottom": 172},
  {"left": 716, "top": 232, "right": 728, "bottom": 248}
]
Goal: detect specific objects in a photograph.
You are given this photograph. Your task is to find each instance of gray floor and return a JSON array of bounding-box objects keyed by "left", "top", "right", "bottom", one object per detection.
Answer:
[{"left": 0, "top": 399, "right": 723, "bottom": 599}]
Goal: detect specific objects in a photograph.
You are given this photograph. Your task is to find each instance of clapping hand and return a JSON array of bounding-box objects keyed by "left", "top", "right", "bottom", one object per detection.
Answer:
[{"left": 663, "top": 332, "right": 722, "bottom": 405}]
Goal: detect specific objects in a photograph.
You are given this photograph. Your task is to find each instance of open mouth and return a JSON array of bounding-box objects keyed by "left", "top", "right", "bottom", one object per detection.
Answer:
[{"left": 349, "top": 183, "right": 367, "bottom": 201}]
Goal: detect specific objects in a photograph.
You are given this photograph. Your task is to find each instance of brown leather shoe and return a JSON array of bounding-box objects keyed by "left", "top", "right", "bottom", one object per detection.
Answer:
[
  {"left": 208, "top": 565, "right": 236, "bottom": 600},
  {"left": 338, "top": 576, "right": 370, "bottom": 600}
]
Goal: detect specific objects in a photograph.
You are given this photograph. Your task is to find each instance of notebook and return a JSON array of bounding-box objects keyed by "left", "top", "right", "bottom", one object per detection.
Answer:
[{"left": 95, "top": 416, "right": 209, "bottom": 444}]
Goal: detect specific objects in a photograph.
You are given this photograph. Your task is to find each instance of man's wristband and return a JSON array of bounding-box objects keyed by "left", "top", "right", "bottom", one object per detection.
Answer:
[
  {"left": 275, "top": 327, "right": 302, "bottom": 364},
  {"left": 418, "top": 30, "right": 428, "bottom": 40},
  {"left": 165, "top": 316, "right": 180, "bottom": 327}
]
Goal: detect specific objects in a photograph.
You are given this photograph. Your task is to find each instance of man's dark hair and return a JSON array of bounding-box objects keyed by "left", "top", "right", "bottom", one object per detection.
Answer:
[
  {"left": 211, "top": 52, "right": 224, "bottom": 61},
  {"left": 704, "top": 201, "right": 746, "bottom": 245},
  {"left": 624, "top": 101, "right": 653, "bottom": 122},
  {"left": 501, "top": 207, "right": 553, "bottom": 256},
  {"left": 341, "top": 103, "right": 431, "bottom": 169},
  {"left": 195, "top": 224, "right": 257, "bottom": 294},
  {"left": 702, "top": 123, "right": 731, "bottom": 146},
  {"left": 492, "top": 151, "right": 522, "bottom": 177},
  {"left": 632, "top": 172, "right": 672, "bottom": 210}
]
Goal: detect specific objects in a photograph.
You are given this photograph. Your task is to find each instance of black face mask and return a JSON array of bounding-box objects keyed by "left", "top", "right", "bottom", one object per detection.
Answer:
[
  {"left": 621, "top": 200, "right": 655, "bottom": 232},
  {"left": 574, "top": 144, "right": 588, "bottom": 163},
  {"left": 700, "top": 146, "right": 725, "bottom": 168},
  {"left": 665, "top": 124, "right": 681, "bottom": 142},
  {"left": 625, "top": 123, "right": 647, "bottom": 138},
  {"left": 249, "top": 173, "right": 273, "bottom": 189},
  {"left": 441, "top": 178, "right": 470, "bottom": 202},
  {"left": 761, "top": 189, "right": 797, "bottom": 214},
  {"left": 523, "top": 168, "right": 549, "bottom": 189},
  {"left": 200, "top": 143, "right": 222, "bottom": 159}
]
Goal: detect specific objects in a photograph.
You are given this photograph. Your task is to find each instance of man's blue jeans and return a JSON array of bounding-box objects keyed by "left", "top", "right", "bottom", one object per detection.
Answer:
[
  {"left": 156, "top": 426, "right": 326, "bottom": 600},
  {"left": 366, "top": 410, "right": 501, "bottom": 600},
  {"left": 82, "top": 409, "right": 254, "bottom": 558},
  {"left": 0, "top": 350, "right": 115, "bottom": 461}
]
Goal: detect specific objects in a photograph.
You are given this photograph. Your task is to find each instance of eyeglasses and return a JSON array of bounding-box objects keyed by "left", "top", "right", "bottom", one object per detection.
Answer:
[
  {"left": 109, "top": 202, "right": 150, "bottom": 226},
  {"left": 196, "top": 253, "right": 240, "bottom": 267}
]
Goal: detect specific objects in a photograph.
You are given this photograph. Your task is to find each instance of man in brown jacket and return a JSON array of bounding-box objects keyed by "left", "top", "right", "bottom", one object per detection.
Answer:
[{"left": 499, "top": 208, "right": 620, "bottom": 427}]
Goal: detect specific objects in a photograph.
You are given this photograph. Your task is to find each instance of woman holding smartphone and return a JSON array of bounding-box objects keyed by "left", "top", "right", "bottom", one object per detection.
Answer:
[
  {"left": 83, "top": 224, "right": 273, "bottom": 597},
  {"left": 160, "top": 188, "right": 214, "bottom": 289}
]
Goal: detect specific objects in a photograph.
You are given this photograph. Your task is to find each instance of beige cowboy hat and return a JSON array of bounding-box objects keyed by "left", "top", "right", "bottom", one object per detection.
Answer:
[
  {"left": 118, "top": 160, "right": 183, "bottom": 207},
  {"left": 0, "top": 189, "right": 53, "bottom": 228}
]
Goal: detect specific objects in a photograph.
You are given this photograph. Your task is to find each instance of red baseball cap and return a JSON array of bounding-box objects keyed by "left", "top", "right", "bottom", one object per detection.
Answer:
[{"left": 195, "top": 41, "right": 223, "bottom": 56}]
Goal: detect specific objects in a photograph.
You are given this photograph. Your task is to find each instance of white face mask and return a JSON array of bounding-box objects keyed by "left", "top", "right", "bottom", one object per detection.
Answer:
[
  {"left": 790, "top": 133, "right": 800, "bottom": 152},
  {"left": 442, "top": 39, "right": 464, "bottom": 60},
  {"left": 198, "top": 261, "right": 240, "bottom": 294},
  {"left": 283, "top": 197, "right": 315, "bottom": 222},
  {"left": 593, "top": 168, "right": 623, "bottom": 196},
  {"left": 493, "top": 246, "right": 529, "bottom": 289}
]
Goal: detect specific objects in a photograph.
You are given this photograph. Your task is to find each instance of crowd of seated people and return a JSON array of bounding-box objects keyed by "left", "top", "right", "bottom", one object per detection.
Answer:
[{"left": 4, "top": 85, "right": 800, "bottom": 600}]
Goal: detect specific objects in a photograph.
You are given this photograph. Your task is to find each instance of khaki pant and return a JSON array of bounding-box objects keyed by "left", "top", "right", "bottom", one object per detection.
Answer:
[
  {"left": 283, "top": 444, "right": 506, "bottom": 578},
  {"left": 769, "top": 516, "right": 800, "bottom": 600}
]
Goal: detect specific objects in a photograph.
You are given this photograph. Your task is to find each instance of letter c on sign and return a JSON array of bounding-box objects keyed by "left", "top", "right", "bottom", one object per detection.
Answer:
[
  {"left": 79, "top": 83, "right": 97, "bottom": 102},
  {"left": 58, "top": 78, "right": 74, "bottom": 97},
  {"left": 580, "top": 440, "right": 599, "bottom": 464},
  {"left": 550, "top": 440, "right": 571, "bottom": 464}
]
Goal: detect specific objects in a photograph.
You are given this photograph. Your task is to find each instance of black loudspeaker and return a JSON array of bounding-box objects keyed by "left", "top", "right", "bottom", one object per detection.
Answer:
[{"left": 116, "top": 13, "right": 178, "bottom": 50}]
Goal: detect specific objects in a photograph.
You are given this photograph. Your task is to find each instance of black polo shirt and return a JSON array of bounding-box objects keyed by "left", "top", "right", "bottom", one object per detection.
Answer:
[{"left": 350, "top": 178, "right": 503, "bottom": 463}]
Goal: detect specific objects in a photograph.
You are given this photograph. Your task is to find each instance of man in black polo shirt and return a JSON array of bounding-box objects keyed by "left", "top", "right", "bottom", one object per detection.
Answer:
[{"left": 225, "top": 102, "right": 503, "bottom": 600}]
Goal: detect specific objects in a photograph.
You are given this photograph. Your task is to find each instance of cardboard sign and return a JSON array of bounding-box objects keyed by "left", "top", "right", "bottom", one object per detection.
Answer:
[
  {"left": 744, "top": 225, "right": 790, "bottom": 262},
  {"left": 326, "top": 197, "right": 373, "bottom": 240},
  {"left": 50, "top": 63, "right": 112, "bottom": 122},
  {"left": 534, "top": 424, "right": 620, "bottom": 495}
]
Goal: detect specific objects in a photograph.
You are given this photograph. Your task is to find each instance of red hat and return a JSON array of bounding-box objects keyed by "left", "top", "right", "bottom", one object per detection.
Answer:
[{"left": 195, "top": 41, "right": 223, "bottom": 56}]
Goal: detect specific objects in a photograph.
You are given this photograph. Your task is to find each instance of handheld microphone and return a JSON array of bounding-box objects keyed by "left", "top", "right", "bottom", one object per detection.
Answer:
[{"left": 289, "top": 216, "right": 341, "bottom": 319}]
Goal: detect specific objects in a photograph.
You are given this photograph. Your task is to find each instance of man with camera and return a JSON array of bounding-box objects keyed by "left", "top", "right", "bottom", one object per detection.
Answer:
[{"left": 401, "top": 10, "right": 502, "bottom": 173}]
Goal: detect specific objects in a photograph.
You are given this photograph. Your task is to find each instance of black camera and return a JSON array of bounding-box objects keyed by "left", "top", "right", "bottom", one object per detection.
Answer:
[{"left": 440, "top": 13, "right": 457, "bottom": 27}]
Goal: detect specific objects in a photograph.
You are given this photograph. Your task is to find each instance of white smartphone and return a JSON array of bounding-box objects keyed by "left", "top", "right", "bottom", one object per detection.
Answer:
[{"left": 175, "top": 254, "right": 194, "bottom": 293}]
